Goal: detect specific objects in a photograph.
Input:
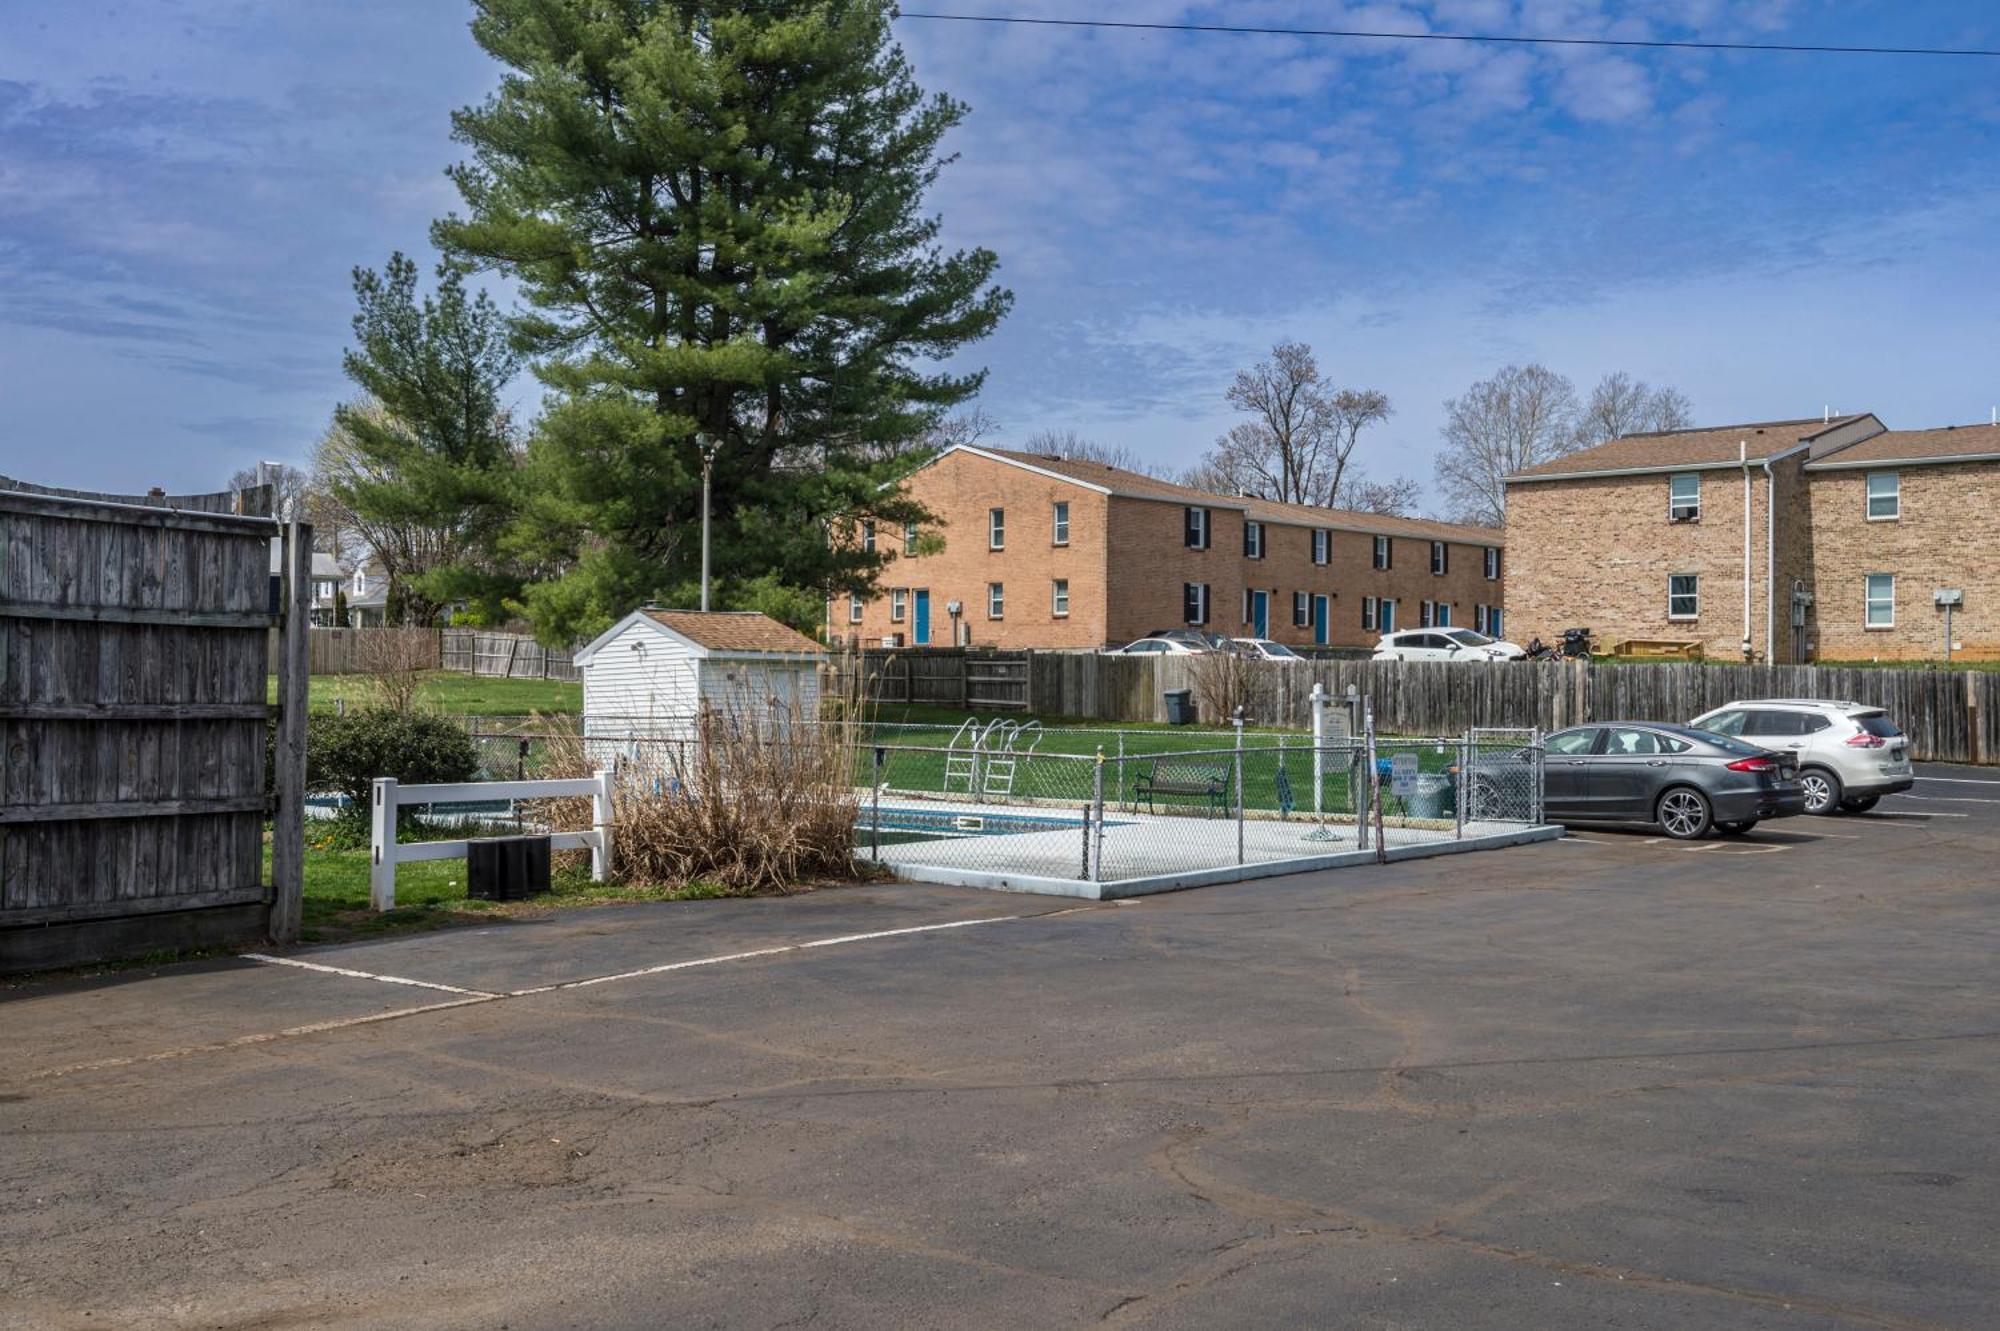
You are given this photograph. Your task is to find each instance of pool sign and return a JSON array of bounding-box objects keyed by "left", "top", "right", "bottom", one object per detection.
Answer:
[{"left": 1390, "top": 753, "right": 1420, "bottom": 796}]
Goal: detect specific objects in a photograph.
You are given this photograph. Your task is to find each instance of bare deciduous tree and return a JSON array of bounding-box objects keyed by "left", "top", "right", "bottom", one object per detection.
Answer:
[
  {"left": 1340, "top": 475, "right": 1424, "bottom": 517},
  {"left": 1577, "top": 372, "right": 1694, "bottom": 447},
  {"left": 1021, "top": 428, "right": 1170, "bottom": 477},
  {"left": 1434, "top": 364, "right": 1583, "bottom": 528},
  {"left": 1187, "top": 341, "right": 1410, "bottom": 510},
  {"left": 228, "top": 462, "right": 310, "bottom": 522}
]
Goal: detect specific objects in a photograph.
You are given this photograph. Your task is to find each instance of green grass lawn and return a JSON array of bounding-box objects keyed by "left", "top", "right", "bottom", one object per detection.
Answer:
[{"left": 269, "top": 671, "right": 581, "bottom": 716}]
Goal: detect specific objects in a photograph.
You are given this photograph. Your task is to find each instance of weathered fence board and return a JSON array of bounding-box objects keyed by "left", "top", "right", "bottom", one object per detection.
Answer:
[
  {"left": 440, "top": 628, "right": 579, "bottom": 681},
  {"left": 0, "top": 474, "right": 307, "bottom": 971},
  {"left": 834, "top": 646, "right": 1997, "bottom": 763},
  {"left": 265, "top": 627, "right": 441, "bottom": 676}
]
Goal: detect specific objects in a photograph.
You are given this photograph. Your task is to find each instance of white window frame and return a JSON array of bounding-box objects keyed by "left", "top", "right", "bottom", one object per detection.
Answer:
[
  {"left": 1866, "top": 472, "right": 1900, "bottom": 522},
  {"left": 987, "top": 581, "right": 1005, "bottom": 619},
  {"left": 988, "top": 507, "right": 1005, "bottom": 550},
  {"left": 1430, "top": 541, "right": 1447, "bottom": 576},
  {"left": 1052, "top": 500, "right": 1070, "bottom": 546},
  {"left": 1293, "top": 591, "right": 1310, "bottom": 627},
  {"left": 1183, "top": 581, "right": 1210, "bottom": 625},
  {"left": 1051, "top": 578, "right": 1069, "bottom": 618},
  {"left": 1184, "top": 506, "right": 1210, "bottom": 550},
  {"left": 890, "top": 588, "right": 907, "bottom": 622},
  {"left": 848, "top": 594, "right": 864, "bottom": 624},
  {"left": 1474, "top": 603, "right": 1488, "bottom": 634},
  {"left": 1669, "top": 473, "right": 1701, "bottom": 522},
  {"left": 1864, "top": 573, "right": 1895, "bottom": 628},
  {"left": 1419, "top": 599, "right": 1434, "bottom": 628},
  {"left": 1244, "top": 520, "right": 1265, "bottom": 559},
  {"left": 904, "top": 519, "right": 919, "bottom": 551},
  {"left": 861, "top": 520, "right": 876, "bottom": 554},
  {"left": 1362, "top": 596, "right": 1377, "bottom": 631},
  {"left": 1372, "top": 535, "right": 1391, "bottom": 570},
  {"left": 1483, "top": 546, "right": 1500, "bottom": 580},
  {"left": 1312, "top": 529, "right": 1330, "bottom": 565},
  {"left": 1668, "top": 572, "right": 1699, "bottom": 621}
]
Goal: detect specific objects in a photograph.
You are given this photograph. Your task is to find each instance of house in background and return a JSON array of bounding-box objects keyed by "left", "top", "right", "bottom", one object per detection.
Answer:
[
  {"left": 836, "top": 444, "right": 1504, "bottom": 651},
  {"left": 346, "top": 558, "right": 391, "bottom": 627},
  {"left": 1504, "top": 413, "right": 2000, "bottom": 662},
  {"left": 267, "top": 543, "right": 351, "bottom": 626}
]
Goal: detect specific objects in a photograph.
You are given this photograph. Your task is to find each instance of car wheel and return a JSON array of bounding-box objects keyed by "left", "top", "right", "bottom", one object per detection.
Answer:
[
  {"left": 1839, "top": 794, "right": 1880, "bottom": 813},
  {"left": 1656, "top": 786, "right": 1713, "bottom": 840},
  {"left": 1799, "top": 766, "right": 1843, "bottom": 816},
  {"left": 1714, "top": 820, "right": 1754, "bottom": 836}
]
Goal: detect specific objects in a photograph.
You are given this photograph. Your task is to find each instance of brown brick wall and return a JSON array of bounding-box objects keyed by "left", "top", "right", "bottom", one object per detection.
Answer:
[
  {"left": 1505, "top": 465, "right": 1794, "bottom": 661},
  {"left": 840, "top": 450, "right": 1506, "bottom": 650},
  {"left": 838, "top": 449, "right": 1110, "bottom": 649},
  {"left": 1808, "top": 462, "right": 2000, "bottom": 661}
]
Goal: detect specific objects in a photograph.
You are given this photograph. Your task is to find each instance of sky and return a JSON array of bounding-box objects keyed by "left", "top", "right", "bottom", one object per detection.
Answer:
[{"left": 2, "top": 1, "right": 1998, "bottom": 511}]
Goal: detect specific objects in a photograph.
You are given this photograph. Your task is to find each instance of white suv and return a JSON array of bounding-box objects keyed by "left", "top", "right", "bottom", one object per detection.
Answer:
[{"left": 1688, "top": 699, "right": 1914, "bottom": 815}]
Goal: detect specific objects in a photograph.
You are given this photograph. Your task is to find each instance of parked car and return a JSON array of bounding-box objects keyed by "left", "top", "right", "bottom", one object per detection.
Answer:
[
  {"left": 1231, "top": 638, "right": 1305, "bottom": 662},
  {"left": 1373, "top": 628, "right": 1527, "bottom": 663},
  {"left": 1106, "top": 634, "right": 1211, "bottom": 655},
  {"left": 1687, "top": 699, "right": 1914, "bottom": 815},
  {"left": 1461, "top": 722, "right": 1805, "bottom": 839}
]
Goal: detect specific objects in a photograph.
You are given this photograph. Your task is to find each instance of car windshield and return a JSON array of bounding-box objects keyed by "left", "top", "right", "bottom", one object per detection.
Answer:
[
  {"left": 1250, "top": 640, "right": 1300, "bottom": 659},
  {"left": 1686, "top": 728, "right": 1763, "bottom": 756},
  {"left": 1444, "top": 629, "right": 1494, "bottom": 647},
  {"left": 1855, "top": 712, "right": 1903, "bottom": 738}
]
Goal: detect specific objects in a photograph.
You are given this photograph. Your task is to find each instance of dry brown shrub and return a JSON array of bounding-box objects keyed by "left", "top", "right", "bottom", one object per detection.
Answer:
[
  {"left": 1188, "top": 648, "right": 1276, "bottom": 724},
  {"left": 356, "top": 629, "right": 437, "bottom": 714}
]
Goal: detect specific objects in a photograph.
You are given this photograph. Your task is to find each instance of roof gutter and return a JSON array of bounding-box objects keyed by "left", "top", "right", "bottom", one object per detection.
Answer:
[
  {"left": 1805, "top": 450, "right": 2000, "bottom": 472},
  {"left": 1505, "top": 441, "right": 1812, "bottom": 486}
]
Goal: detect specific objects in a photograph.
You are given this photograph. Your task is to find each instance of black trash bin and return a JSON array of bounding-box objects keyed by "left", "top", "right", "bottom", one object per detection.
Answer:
[
  {"left": 1163, "top": 688, "right": 1196, "bottom": 725},
  {"left": 467, "top": 835, "right": 553, "bottom": 901}
]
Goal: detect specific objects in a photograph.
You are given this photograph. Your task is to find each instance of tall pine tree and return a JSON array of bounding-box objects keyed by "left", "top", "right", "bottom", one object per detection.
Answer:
[{"left": 435, "top": 0, "right": 1010, "bottom": 640}]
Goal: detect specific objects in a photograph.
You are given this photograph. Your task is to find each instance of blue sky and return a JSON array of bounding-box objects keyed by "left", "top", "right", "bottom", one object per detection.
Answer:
[{"left": 3, "top": 1, "right": 1998, "bottom": 509}]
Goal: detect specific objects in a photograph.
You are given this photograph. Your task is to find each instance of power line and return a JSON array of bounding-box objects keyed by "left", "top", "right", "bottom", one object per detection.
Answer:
[{"left": 894, "top": 11, "right": 2000, "bottom": 59}]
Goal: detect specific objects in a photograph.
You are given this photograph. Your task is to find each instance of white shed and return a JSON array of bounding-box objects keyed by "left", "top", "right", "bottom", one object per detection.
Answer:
[{"left": 574, "top": 609, "right": 826, "bottom": 769}]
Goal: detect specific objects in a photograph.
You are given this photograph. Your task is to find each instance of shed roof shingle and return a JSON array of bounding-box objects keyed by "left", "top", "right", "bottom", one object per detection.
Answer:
[
  {"left": 1507, "top": 416, "right": 1868, "bottom": 481},
  {"left": 1804, "top": 422, "right": 2000, "bottom": 469},
  {"left": 641, "top": 610, "right": 824, "bottom": 655},
  {"left": 975, "top": 447, "right": 1501, "bottom": 545}
]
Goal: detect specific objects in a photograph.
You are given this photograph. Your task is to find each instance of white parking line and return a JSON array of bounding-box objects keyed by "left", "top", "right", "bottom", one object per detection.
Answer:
[
  {"left": 241, "top": 953, "right": 500, "bottom": 997},
  {"left": 1865, "top": 809, "right": 1969, "bottom": 818},
  {"left": 1915, "top": 775, "right": 2000, "bottom": 786},
  {"left": 1892, "top": 793, "right": 2000, "bottom": 804}
]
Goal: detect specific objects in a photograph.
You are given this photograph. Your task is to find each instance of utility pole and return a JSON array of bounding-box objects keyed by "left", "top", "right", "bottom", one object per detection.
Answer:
[{"left": 698, "top": 435, "right": 720, "bottom": 612}]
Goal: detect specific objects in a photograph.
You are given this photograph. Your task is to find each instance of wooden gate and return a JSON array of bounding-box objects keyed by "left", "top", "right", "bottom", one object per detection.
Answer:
[{"left": 0, "top": 475, "right": 309, "bottom": 971}]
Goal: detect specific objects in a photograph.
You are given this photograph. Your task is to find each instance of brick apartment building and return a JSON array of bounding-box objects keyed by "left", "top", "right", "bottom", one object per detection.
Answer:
[
  {"left": 1504, "top": 414, "right": 2000, "bottom": 662},
  {"left": 835, "top": 445, "right": 1505, "bottom": 651}
]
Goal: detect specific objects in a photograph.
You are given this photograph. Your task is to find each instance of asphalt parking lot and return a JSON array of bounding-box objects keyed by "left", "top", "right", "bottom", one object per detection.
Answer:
[{"left": 5, "top": 765, "right": 2000, "bottom": 1330}]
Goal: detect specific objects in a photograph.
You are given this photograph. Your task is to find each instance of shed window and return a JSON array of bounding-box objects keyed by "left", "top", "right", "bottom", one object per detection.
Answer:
[
  {"left": 1867, "top": 472, "right": 1900, "bottom": 521},
  {"left": 1668, "top": 573, "right": 1699, "bottom": 620},
  {"left": 1865, "top": 573, "right": 1895, "bottom": 628},
  {"left": 988, "top": 508, "right": 1005, "bottom": 550},
  {"left": 1669, "top": 473, "right": 1701, "bottom": 522},
  {"left": 987, "top": 581, "right": 1005, "bottom": 619},
  {"left": 1052, "top": 500, "right": 1070, "bottom": 546}
]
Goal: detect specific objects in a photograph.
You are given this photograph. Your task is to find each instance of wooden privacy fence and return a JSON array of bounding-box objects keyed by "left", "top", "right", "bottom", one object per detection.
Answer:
[
  {"left": 442, "top": 628, "right": 580, "bottom": 682},
  {"left": 266, "top": 626, "right": 441, "bottom": 676},
  {"left": 1, "top": 474, "right": 308, "bottom": 972},
  {"left": 838, "top": 647, "right": 2000, "bottom": 764}
]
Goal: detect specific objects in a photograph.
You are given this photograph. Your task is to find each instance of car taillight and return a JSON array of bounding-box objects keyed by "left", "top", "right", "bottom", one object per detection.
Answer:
[
  {"left": 1726, "top": 757, "right": 1777, "bottom": 772},
  {"left": 1845, "top": 733, "right": 1886, "bottom": 748}
]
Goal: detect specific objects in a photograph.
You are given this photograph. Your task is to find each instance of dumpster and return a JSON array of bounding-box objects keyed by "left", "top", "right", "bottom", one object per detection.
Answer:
[{"left": 1163, "top": 689, "right": 1197, "bottom": 725}]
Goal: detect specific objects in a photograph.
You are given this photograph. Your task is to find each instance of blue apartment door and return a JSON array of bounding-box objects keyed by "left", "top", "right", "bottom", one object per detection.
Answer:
[
  {"left": 1312, "top": 595, "right": 1329, "bottom": 645},
  {"left": 913, "top": 589, "right": 931, "bottom": 645},
  {"left": 1251, "top": 590, "right": 1270, "bottom": 638}
]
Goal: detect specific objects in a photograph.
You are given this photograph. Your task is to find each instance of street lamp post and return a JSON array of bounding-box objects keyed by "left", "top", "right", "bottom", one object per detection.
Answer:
[{"left": 698, "top": 435, "right": 721, "bottom": 612}]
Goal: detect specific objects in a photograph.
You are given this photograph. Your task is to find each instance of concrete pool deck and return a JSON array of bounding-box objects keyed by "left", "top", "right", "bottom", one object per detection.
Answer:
[{"left": 860, "top": 797, "right": 1563, "bottom": 899}]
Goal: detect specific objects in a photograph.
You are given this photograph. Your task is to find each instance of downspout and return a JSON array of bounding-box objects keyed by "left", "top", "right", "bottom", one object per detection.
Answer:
[
  {"left": 1762, "top": 457, "right": 1778, "bottom": 663},
  {"left": 1740, "top": 440, "right": 1752, "bottom": 660}
]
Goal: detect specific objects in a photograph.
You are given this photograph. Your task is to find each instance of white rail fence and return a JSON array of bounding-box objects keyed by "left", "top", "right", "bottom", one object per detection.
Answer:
[{"left": 368, "top": 770, "right": 614, "bottom": 911}]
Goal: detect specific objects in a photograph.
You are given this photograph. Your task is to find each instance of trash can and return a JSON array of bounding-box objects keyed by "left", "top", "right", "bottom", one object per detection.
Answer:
[
  {"left": 1407, "top": 774, "right": 1454, "bottom": 821},
  {"left": 467, "top": 835, "right": 553, "bottom": 901},
  {"left": 1163, "top": 689, "right": 1196, "bottom": 725}
]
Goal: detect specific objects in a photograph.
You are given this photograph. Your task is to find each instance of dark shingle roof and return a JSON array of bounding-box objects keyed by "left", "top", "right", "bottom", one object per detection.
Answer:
[
  {"left": 1507, "top": 416, "right": 1868, "bottom": 481},
  {"left": 1806, "top": 422, "right": 2000, "bottom": 469},
  {"left": 976, "top": 447, "right": 1501, "bottom": 545}
]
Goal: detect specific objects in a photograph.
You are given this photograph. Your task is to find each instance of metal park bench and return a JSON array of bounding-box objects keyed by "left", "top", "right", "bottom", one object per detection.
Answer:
[{"left": 1132, "top": 760, "right": 1232, "bottom": 817}]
